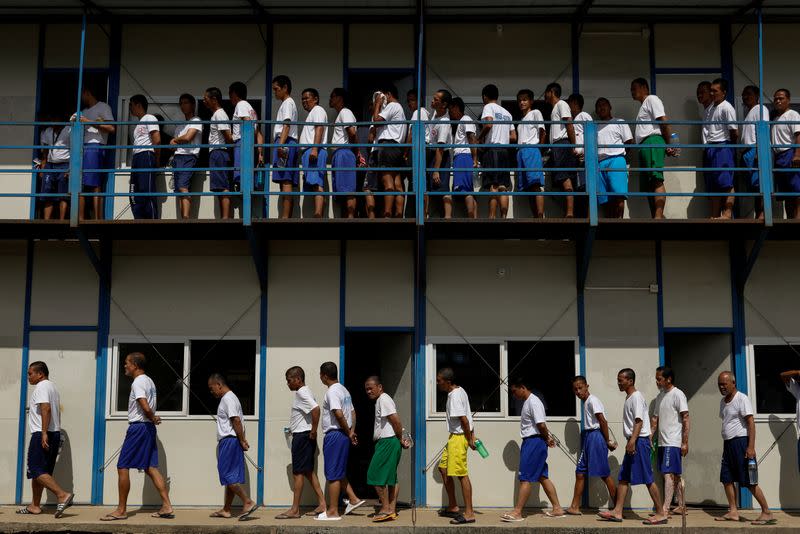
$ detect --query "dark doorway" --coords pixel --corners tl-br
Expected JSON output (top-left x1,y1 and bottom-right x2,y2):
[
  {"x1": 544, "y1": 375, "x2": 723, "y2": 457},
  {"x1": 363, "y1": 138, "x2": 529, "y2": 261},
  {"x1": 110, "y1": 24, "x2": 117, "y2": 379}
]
[
  {"x1": 39, "y1": 70, "x2": 109, "y2": 121},
  {"x1": 343, "y1": 330, "x2": 413, "y2": 502}
]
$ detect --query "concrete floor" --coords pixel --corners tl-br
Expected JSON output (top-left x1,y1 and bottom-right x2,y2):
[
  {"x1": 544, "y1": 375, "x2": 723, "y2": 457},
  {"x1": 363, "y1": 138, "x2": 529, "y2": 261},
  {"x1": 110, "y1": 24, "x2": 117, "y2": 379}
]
[{"x1": 1, "y1": 506, "x2": 799, "y2": 533}]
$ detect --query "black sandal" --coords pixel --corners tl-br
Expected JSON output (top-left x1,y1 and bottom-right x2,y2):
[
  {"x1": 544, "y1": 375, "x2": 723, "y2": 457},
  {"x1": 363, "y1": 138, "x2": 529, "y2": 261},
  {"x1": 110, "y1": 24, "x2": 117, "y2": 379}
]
[{"x1": 450, "y1": 513, "x2": 476, "y2": 524}]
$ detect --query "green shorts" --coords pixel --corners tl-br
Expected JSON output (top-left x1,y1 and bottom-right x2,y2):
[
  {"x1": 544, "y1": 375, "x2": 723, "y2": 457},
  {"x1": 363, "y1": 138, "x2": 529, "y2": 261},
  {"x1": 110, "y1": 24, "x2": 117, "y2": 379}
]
[
  {"x1": 639, "y1": 134, "x2": 666, "y2": 184},
  {"x1": 367, "y1": 437, "x2": 402, "y2": 486}
]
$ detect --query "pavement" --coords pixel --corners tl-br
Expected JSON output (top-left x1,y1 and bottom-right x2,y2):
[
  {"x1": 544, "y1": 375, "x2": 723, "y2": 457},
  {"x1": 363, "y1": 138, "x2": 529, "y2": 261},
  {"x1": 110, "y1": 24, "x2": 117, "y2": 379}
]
[{"x1": 1, "y1": 505, "x2": 798, "y2": 533}]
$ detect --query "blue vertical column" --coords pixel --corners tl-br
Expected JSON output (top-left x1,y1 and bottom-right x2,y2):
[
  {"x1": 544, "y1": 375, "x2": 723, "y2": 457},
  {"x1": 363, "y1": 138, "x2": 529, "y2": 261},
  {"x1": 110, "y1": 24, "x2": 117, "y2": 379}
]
[
  {"x1": 90, "y1": 238, "x2": 112, "y2": 504},
  {"x1": 413, "y1": 227, "x2": 427, "y2": 506},
  {"x1": 69, "y1": 14, "x2": 88, "y2": 228},
  {"x1": 104, "y1": 23, "x2": 122, "y2": 219},
  {"x1": 339, "y1": 240, "x2": 346, "y2": 381},
  {"x1": 241, "y1": 121, "x2": 255, "y2": 225},
  {"x1": 656, "y1": 240, "x2": 665, "y2": 366},
  {"x1": 584, "y1": 121, "x2": 598, "y2": 226},
  {"x1": 15, "y1": 240, "x2": 34, "y2": 504},
  {"x1": 257, "y1": 286, "x2": 267, "y2": 505}
]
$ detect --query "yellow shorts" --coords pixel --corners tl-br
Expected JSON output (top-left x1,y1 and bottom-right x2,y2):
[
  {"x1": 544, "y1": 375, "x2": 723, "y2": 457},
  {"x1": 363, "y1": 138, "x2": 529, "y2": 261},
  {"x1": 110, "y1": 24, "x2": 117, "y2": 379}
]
[{"x1": 438, "y1": 433, "x2": 469, "y2": 477}]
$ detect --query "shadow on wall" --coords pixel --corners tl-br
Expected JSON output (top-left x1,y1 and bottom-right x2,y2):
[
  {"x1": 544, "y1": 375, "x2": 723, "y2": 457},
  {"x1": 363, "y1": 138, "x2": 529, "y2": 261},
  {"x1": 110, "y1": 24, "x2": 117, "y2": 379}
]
[
  {"x1": 142, "y1": 435, "x2": 170, "y2": 505},
  {"x1": 284, "y1": 431, "x2": 324, "y2": 505},
  {"x1": 769, "y1": 414, "x2": 799, "y2": 510},
  {"x1": 49, "y1": 429, "x2": 74, "y2": 504}
]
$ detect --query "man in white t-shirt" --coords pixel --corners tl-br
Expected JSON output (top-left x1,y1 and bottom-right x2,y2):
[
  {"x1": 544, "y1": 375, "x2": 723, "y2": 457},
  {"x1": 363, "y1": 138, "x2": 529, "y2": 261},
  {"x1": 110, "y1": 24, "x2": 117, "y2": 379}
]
[
  {"x1": 372, "y1": 84, "x2": 407, "y2": 218},
  {"x1": 595, "y1": 98, "x2": 633, "y2": 218},
  {"x1": 599, "y1": 369, "x2": 666, "y2": 524},
  {"x1": 650, "y1": 366, "x2": 689, "y2": 516},
  {"x1": 516, "y1": 89, "x2": 547, "y2": 217},
  {"x1": 703, "y1": 79, "x2": 739, "y2": 219},
  {"x1": 406, "y1": 89, "x2": 430, "y2": 213},
  {"x1": 569, "y1": 93, "x2": 594, "y2": 216},
  {"x1": 477, "y1": 84, "x2": 515, "y2": 219},
  {"x1": 771, "y1": 89, "x2": 800, "y2": 219},
  {"x1": 780, "y1": 369, "x2": 800, "y2": 474},
  {"x1": 427, "y1": 89, "x2": 454, "y2": 219},
  {"x1": 128, "y1": 94, "x2": 161, "y2": 219},
  {"x1": 545, "y1": 83, "x2": 578, "y2": 217},
  {"x1": 300, "y1": 88, "x2": 329, "y2": 218},
  {"x1": 20, "y1": 361, "x2": 73, "y2": 517},
  {"x1": 448, "y1": 97, "x2": 478, "y2": 218},
  {"x1": 229, "y1": 82, "x2": 265, "y2": 191},
  {"x1": 501, "y1": 377, "x2": 565, "y2": 522},
  {"x1": 102, "y1": 352, "x2": 173, "y2": 521},
  {"x1": 717, "y1": 371, "x2": 773, "y2": 524},
  {"x1": 740, "y1": 85, "x2": 770, "y2": 220},
  {"x1": 76, "y1": 87, "x2": 115, "y2": 221},
  {"x1": 203, "y1": 87, "x2": 235, "y2": 219},
  {"x1": 38, "y1": 115, "x2": 71, "y2": 221},
  {"x1": 169, "y1": 93, "x2": 203, "y2": 219},
  {"x1": 208, "y1": 373, "x2": 258, "y2": 520},
  {"x1": 316, "y1": 362, "x2": 364, "y2": 521},
  {"x1": 436, "y1": 367, "x2": 476, "y2": 524},
  {"x1": 329, "y1": 88, "x2": 359, "y2": 218},
  {"x1": 278, "y1": 366, "x2": 327, "y2": 519},
  {"x1": 364, "y1": 376, "x2": 410, "y2": 522},
  {"x1": 271, "y1": 75, "x2": 300, "y2": 219},
  {"x1": 630, "y1": 77, "x2": 675, "y2": 219}
]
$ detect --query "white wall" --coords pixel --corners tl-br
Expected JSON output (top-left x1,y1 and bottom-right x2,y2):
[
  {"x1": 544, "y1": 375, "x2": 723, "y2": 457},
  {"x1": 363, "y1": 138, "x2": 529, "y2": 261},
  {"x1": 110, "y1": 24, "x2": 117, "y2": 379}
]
[
  {"x1": 349, "y1": 24, "x2": 414, "y2": 69},
  {"x1": 44, "y1": 24, "x2": 109, "y2": 69},
  {"x1": 30, "y1": 242, "x2": 98, "y2": 326}
]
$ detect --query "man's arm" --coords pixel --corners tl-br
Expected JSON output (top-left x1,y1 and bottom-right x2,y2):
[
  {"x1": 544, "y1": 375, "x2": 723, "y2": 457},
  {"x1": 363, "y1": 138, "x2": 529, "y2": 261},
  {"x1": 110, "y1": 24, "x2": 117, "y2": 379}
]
[
  {"x1": 81, "y1": 115, "x2": 115, "y2": 134},
  {"x1": 333, "y1": 408, "x2": 357, "y2": 445},
  {"x1": 793, "y1": 132, "x2": 800, "y2": 167},
  {"x1": 650, "y1": 414, "x2": 658, "y2": 446},
  {"x1": 467, "y1": 131, "x2": 479, "y2": 166},
  {"x1": 477, "y1": 117, "x2": 493, "y2": 143},
  {"x1": 346, "y1": 125, "x2": 358, "y2": 156},
  {"x1": 432, "y1": 146, "x2": 443, "y2": 185},
  {"x1": 231, "y1": 416, "x2": 249, "y2": 451},
  {"x1": 150, "y1": 130, "x2": 161, "y2": 165},
  {"x1": 780, "y1": 370, "x2": 800, "y2": 384},
  {"x1": 627, "y1": 418, "x2": 644, "y2": 454},
  {"x1": 680, "y1": 411, "x2": 690, "y2": 457},
  {"x1": 536, "y1": 422, "x2": 555, "y2": 448},
  {"x1": 596, "y1": 412, "x2": 616, "y2": 451},
  {"x1": 387, "y1": 413, "x2": 404, "y2": 439},
  {"x1": 136, "y1": 397, "x2": 161, "y2": 425},
  {"x1": 171, "y1": 126, "x2": 201, "y2": 145},
  {"x1": 729, "y1": 127, "x2": 739, "y2": 145},
  {"x1": 39, "y1": 403, "x2": 52, "y2": 450},
  {"x1": 309, "y1": 406, "x2": 320, "y2": 440},
  {"x1": 255, "y1": 127, "x2": 265, "y2": 165},
  {"x1": 745, "y1": 414, "x2": 756, "y2": 459},
  {"x1": 459, "y1": 416, "x2": 476, "y2": 449},
  {"x1": 222, "y1": 129, "x2": 234, "y2": 145},
  {"x1": 310, "y1": 125, "x2": 324, "y2": 163}
]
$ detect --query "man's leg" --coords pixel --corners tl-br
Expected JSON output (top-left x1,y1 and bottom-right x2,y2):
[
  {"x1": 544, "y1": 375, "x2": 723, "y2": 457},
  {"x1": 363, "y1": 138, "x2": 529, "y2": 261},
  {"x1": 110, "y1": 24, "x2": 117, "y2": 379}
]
[
  {"x1": 465, "y1": 195, "x2": 477, "y2": 219},
  {"x1": 280, "y1": 182, "x2": 293, "y2": 218},
  {"x1": 313, "y1": 184, "x2": 324, "y2": 218},
  {"x1": 110, "y1": 468, "x2": 131, "y2": 517},
  {"x1": 488, "y1": 184, "x2": 499, "y2": 219},
  {"x1": 749, "y1": 484, "x2": 774, "y2": 521},
  {"x1": 646, "y1": 482, "x2": 667, "y2": 520},
  {"x1": 562, "y1": 178, "x2": 575, "y2": 217},
  {"x1": 652, "y1": 182, "x2": 666, "y2": 219},
  {"x1": 179, "y1": 189, "x2": 190, "y2": 219},
  {"x1": 443, "y1": 194, "x2": 453, "y2": 219},
  {"x1": 145, "y1": 467, "x2": 173, "y2": 514},
  {"x1": 344, "y1": 478, "x2": 360, "y2": 504},
  {"x1": 59, "y1": 199, "x2": 69, "y2": 220},
  {"x1": 28, "y1": 479, "x2": 44, "y2": 513},
  {"x1": 226, "y1": 483, "x2": 255, "y2": 513},
  {"x1": 43, "y1": 201, "x2": 55, "y2": 219},
  {"x1": 325, "y1": 480, "x2": 341, "y2": 517},
  {"x1": 721, "y1": 482, "x2": 739, "y2": 520},
  {"x1": 280, "y1": 473, "x2": 305, "y2": 517},
  {"x1": 458, "y1": 475, "x2": 475, "y2": 519},
  {"x1": 610, "y1": 480, "x2": 629, "y2": 518},
  {"x1": 603, "y1": 476, "x2": 617, "y2": 504},
  {"x1": 439, "y1": 467, "x2": 459, "y2": 513},
  {"x1": 381, "y1": 174, "x2": 395, "y2": 218},
  {"x1": 344, "y1": 196, "x2": 356, "y2": 218},
  {"x1": 78, "y1": 194, "x2": 86, "y2": 221},
  {"x1": 567, "y1": 473, "x2": 585, "y2": 513},
  {"x1": 388, "y1": 484, "x2": 398, "y2": 514},
  {"x1": 375, "y1": 485, "x2": 390, "y2": 514},
  {"x1": 509, "y1": 480, "x2": 533, "y2": 518},
  {"x1": 498, "y1": 186, "x2": 509, "y2": 218},
  {"x1": 92, "y1": 187, "x2": 103, "y2": 220},
  {"x1": 219, "y1": 192, "x2": 231, "y2": 219},
  {"x1": 364, "y1": 189, "x2": 376, "y2": 219},
  {"x1": 35, "y1": 474, "x2": 70, "y2": 504},
  {"x1": 306, "y1": 472, "x2": 327, "y2": 512},
  {"x1": 540, "y1": 477, "x2": 565, "y2": 514},
  {"x1": 393, "y1": 174, "x2": 405, "y2": 217}
]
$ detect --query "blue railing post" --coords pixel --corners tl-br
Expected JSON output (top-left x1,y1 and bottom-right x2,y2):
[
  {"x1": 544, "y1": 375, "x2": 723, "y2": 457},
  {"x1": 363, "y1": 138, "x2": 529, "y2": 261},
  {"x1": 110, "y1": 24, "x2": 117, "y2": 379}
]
[
  {"x1": 414, "y1": 121, "x2": 425, "y2": 224},
  {"x1": 68, "y1": 123, "x2": 83, "y2": 227},
  {"x1": 584, "y1": 121, "x2": 599, "y2": 226},
  {"x1": 756, "y1": 120, "x2": 773, "y2": 227},
  {"x1": 241, "y1": 120, "x2": 255, "y2": 225}
]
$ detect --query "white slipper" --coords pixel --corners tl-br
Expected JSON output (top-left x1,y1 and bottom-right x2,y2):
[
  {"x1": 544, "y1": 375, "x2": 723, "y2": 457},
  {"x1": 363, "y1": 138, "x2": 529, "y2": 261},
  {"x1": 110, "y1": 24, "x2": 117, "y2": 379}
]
[
  {"x1": 344, "y1": 499, "x2": 365, "y2": 515},
  {"x1": 501, "y1": 514, "x2": 524, "y2": 522},
  {"x1": 545, "y1": 511, "x2": 567, "y2": 518},
  {"x1": 314, "y1": 512, "x2": 342, "y2": 521}
]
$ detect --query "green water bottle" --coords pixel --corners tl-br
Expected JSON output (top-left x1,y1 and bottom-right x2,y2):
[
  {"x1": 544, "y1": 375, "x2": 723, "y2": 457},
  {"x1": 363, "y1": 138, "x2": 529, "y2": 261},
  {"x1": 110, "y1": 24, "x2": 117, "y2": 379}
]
[{"x1": 474, "y1": 439, "x2": 489, "y2": 459}]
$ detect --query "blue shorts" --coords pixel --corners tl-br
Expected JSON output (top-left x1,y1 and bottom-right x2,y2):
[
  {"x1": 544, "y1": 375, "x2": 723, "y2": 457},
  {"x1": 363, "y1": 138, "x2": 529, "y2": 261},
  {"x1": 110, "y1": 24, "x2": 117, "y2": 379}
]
[
  {"x1": 331, "y1": 149, "x2": 357, "y2": 193},
  {"x1": 704, "y1": 143, "x2": 735, "y2": 192},
  {"x1": 42, "y1": 162, "x2": 69, "y2": 199},
  {"x1": 209, "y1": 149, "x2": 232, "y2": 192},
  {"x1": 618, "y1": 437, "x2": 653, "y2": 485},
  {"x1": 658, "y1": 446, "x2": 683, "y2": 474},
  {"x1": 217, "y1": 436, "x2": 245, "y2": 486},
  {"x1": 323, "y1": 430, "x2": 350, "y2": 481},
  {"x1": 720, "y1": 436, "x2": 750, "y2": 485},
  {"x1": 82, "y1": 144, "x2": 105, "y2": 188},
  {"x1": 519, "y1": 436, "x2": 549, "y2": 482},
  {"x1": 172, "y1": 154, "x2": 197, "y2": 190},
  {"x1": 271, "y1": 136, "x2": 299, "y2": 186},
  {"x1": 576, "y1": 429, "x2": 611, "y2": 477},
  {"x1": 291, "y1": 431, "x2": 316, "y2": 474},
  {"x1": 516, "y1": 146, "x2": 544, "y2": 190},
  {"x1": 118, "y1": 422, "x2": 158, "y2": 470},
  {"x1": 774, "y1": 149, "x2": 800, "y2": 193},
  {"x1": 452, "y1": 153, "x2": 475, "y2": 192},
  {"x1": 598, "y1": 155, "x2": 629, "y2": 205},
  {"x1": 742, "y1": 147, "x2": 759, "y2": 190},
  {"x1": 302, "y1": 147, "x2": 328, "y2": 190},
  {"x1": 27, "y1": 431, "x2": 60, "y2": 479},
  {"x1": 426, "y1": 150, "x2": 451, "y2": 192}
]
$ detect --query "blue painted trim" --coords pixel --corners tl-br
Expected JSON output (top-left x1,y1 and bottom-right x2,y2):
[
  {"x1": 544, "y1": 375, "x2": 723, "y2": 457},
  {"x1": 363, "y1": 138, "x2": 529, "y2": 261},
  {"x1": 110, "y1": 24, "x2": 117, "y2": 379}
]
[
  {"x1": 339, "y1": 240, "x2": 346, "y2": 384},
  {"x1": 648, "y1": 24, "x2": 656, "y2": 93},
  {"x1": 241, "y1": 121, "x2": 254, "y2": 225},
  {"x1": 571, "y1": 22, "x2": 580, "y2": 94},
  {"x1": 756, "y1": 121, "x2": 773, "y2": 226},
  {"x1": 653, "y1": 67, "x2": 722, "y2": 75},
  {"x1": 576, "y1": 243, "x2": 587, "y2": 507},
  {"x1": 345, "y1": 326, "x2": 414, "y2": 333},
  {"x1": 29, "y1": 325, "x2": 98, "y2": 332},
  {"x1": 30, "y1": 24, "x2": 46, "y2": 220},
  {"x1": 577, "y1": 229, "x2": 595, "y2": 291},
  {"x1": 257, "y1": 287, "x2": 267, "y2": 505},
  {"x1": 413, "y1": 226, "x2": 427, "y2": 506},
  {"x1": 720, "y1": 23, "x2": 734, "y2": 104},
  {"x1": 90, "y1": 238, "x2": 112, "y2": 504},
  {"x1": 656, "y1": 240, "x2": 665, "y2": 366},
  {"x1": 584, "y1": 121, "x2": 598, "y2": 226},
  {"x1": 263, "y1": 22, "x2": 273, "y2": 219},
  {"x1": 69, "y1": 15, "x2": 87, "y2": 228},
  {"x1": 663, "y1": 327, "x2": 734, "y2": 334},
  {"x1": 15, "y1": 240, "x2": 34, "y2": 504},
  {"x1": 414, "y1": 7, "x2": 424, "y2": 225},
  {"x1": 104, "y1": 23, "x2": 122, "y2": 220}
]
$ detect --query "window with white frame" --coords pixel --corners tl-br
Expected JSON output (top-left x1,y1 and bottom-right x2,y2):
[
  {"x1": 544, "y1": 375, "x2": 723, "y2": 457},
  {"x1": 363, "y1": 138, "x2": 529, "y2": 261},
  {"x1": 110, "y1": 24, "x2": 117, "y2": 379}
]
[
  {"x1": 112, "y1": 338, "x2": 257, "y2": 418},
  {"x1": 429, "y1": 340, "x2": 578, "y2": 418},
  {"x1": 751, "y1": 344, "x2": 799, "y2": 415}
]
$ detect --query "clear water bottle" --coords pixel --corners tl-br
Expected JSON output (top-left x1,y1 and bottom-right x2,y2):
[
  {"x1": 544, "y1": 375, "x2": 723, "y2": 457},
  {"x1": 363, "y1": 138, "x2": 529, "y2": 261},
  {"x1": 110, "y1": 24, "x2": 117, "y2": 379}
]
[
  {"x1": 669, "y1": 132, "x2": 681, "y2": 157},
  {"x1": 748, "y1": 458, "x2": 759, "y2": 486},
  {"x1": 401, "y1": 428, "x2": 414, "y2": 449}
]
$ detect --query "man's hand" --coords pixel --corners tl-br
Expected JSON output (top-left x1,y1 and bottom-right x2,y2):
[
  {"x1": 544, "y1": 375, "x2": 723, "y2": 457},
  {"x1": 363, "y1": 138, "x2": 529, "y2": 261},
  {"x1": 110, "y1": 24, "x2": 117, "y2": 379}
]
[
  {"x1": 258, "y1": 151, "x2": 265, "y2": 166},
  {"x1": 170, "y1": 138, "x2": 178, "y2": 146},
  {"x1": 681, "y1": 443, "x2": 689, "y2": 457},
  {"x1": 309, "y1": 430, "x2": 317, "y2": 441},
  {"x1": 278, "y1": 146, "x2": 288, "y2": 158},
  {"x1": 468, "y1": 437, "x2": 477, "y2": 451},
  {"x1": 546, "y1": 436, "x2": 556, "y2": 448},
  {"x1": 473, "y1": 159, "x2": 479, "y2": 168},
  {"x1": 240, "y1": 438, "x2": 250, "y2": 451},
  {"x1": 666, "y1": 147, "x2": 678, "y2": 157},
  {"x1": 41, "y1": 433, "x2": 50, "y2": 451},
  {"x1": 349, "y1": 430, "x2": 358, "y2": 446},
  {"x1": 792, "y1": 154, "x2": 800, "y2": 168},
  {"x1": 745, "y1": 446, "x2": 756, "y2": 459},
  {"x1": 310, "y1": 148, "x2": 318, "y2": 165},
  {"x1": 625, "y1": 439, "x2": 636, "y2": 455},
  {"x1": 432, "y1": 171, "x2": 440, "y2": 186},
  {"x1": 152, "y1": 415, "x2": 162, "y2": 425},
  {"x1": 607, "y1": 440, "x2": 618, "y2": 452}
]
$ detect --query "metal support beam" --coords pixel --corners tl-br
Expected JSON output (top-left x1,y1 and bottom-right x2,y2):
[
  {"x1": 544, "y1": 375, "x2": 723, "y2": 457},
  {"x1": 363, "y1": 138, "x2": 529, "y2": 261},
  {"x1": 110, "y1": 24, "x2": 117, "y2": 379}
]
[
  {"x1": 90, "y1": 237, "x2": 112, "y2": 504},
  {"x1": 576, "y1": 228, "x2": 595, "y2": 292},
  {"x1": 76, "y1": 229, "x2": 103, "y2": 278},
  {"x1": 412, "y1": 226, "x2": 427, "y2": 506},
  {"x1": 69, "y1": 13, "x2": 88, "y2": 228},
  {"x1": 246, "y1": 227, "x2": 268, "y2": 291},
  {"x1": 15, "y1": 240, "x2": 34, "y2": 504},
  {"x1": 414, "y1": 0, "x2": 425, "y2": 224},
  {"x1": 743, "y1": 228, "x2": 768, "y2": 283}
]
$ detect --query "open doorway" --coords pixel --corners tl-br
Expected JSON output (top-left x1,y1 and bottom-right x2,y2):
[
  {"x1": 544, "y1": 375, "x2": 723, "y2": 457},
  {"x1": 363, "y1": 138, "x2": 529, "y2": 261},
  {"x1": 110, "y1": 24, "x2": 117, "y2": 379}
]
[
  {"x1": 664, "y1": 332, "x2": 732, "y2": 507},
  {"x1": 343, "y1": 330, "x2": 413, "y2": 503}
]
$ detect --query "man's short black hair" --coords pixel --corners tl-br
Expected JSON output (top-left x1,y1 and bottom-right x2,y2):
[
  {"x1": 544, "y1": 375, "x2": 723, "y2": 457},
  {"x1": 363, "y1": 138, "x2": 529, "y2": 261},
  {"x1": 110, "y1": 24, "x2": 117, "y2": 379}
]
[
  {"x1": 437, "y1": 89, "x2": 452, "y2": 106},
  {"x1": 229, "y1": 81, "x2": 247, "y2": 100},
  {"x1": 656, "y1": 365, "x2": 675, "y2": 383},
  {"x1": 697, "y1": 81, "x2": 712, "y2": 90},
  {"x1": 208, "y1": 373, "x2": 227, "y2": 386},
  {"x1": 286, "y1": 366, "x2": 305, "y2": 381},
  {"x1": 450, "y1": 97, "x2": 466, "y2": 113},
  {"x1": 619, "y1": 367, "x2": 636, "y2": 383},
  {"x1": 407, "y1": 89, "x2": 418, "y2": 98},
  {"x1": 712, "y1": 78, "x2": 729, "y2": 93},
  {"x1": 179, "y1": 93, "x2": 196, "y2": 107},
  {"x1": 776, "y1": 88, "x2": 792, "y2": 99},
  {"x1": 130, "y1": 94, "x2": 148, "y2": 112},
  {"x1": 320, "y1": 361, "x2": 338, "y2": 380},
  {"x1": 205, "y1": 87, "x2": 223, "y2": 103},
  {"x1": 29, "y1": 361, "x2": 49, "y2": 377},
  {"x1": 437, "y1": 367, "x2": 455, "y2": 384},
  {"x1": 517, "y1": 89, "x2": 534, "y2": 101},
  {"x1": 631, "y1": 77, "x2": 650, "y2": 91},
  {"x1": 545, "y1": 83, "x2": 562, "y2": 98},
  {"x1": 302, "y1": 88, "x2": 320, "y2": 101},
  {"x1": 382, "y1": 84, "x2": 399, "y2": 99},
  {"x1": 482, "y1": 84, "x2": 499, "y2": 101},
  {"x1": 595, "y1": 97, "x2": 611, "y2": 108},
  {"x1": 567, "y1": 93, "x2": 584, "y2": 110},
  {"x1": 365, "y1": 375, "x2": 382, "y2": 386},
  {"x1": 331, "y1": 87, "x2": 347, "y2": 100},
  {"x1": 572, "y1": 375, "x2": 587, "y2": 385},
  {"x1": 127, "y1": 352, "x2": 147, "y2": 370},
  {"x1": 272, "y1": 75, "x2": 292, "y2": 93},
  {"x1": 509, "y1": 375, "x2": 530, "y2": 389},
  {"x1": 742, "y1": 85, "x2": 760, "y2": 97}
]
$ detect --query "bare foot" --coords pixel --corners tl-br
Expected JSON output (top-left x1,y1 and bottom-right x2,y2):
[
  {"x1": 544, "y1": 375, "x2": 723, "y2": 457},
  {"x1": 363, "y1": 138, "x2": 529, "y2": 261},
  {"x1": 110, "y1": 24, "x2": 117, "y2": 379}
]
[{"x1": 210, "y1": 510, "x2": 232, "y2": 518}]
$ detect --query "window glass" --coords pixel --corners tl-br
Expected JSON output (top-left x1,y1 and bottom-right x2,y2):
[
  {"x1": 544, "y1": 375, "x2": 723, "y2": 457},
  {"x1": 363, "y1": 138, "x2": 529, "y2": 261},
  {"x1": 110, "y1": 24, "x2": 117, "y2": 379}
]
[
  {"x1": 507, "y1": 340, "x2": 576, "y2": 417},
  {"x1": 753, "y1": 345, "x2": 798, "y2": 414},
  {"x1": 189, "y1": 339, "x2": 257, "y2": 416},
  {"x1": 116, "y1": 342, "x2": 185, "y2": 413},
  {"x1": 434, "y1": 344, "x2": 501, "y2": 413}
]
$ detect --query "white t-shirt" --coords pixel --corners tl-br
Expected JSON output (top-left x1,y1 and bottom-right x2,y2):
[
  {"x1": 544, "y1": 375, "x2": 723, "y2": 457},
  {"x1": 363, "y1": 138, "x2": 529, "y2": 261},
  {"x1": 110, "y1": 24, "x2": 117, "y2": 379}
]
[
  {"x1": 430, "y1": 111, "x2": 453, "y2": 147},
  {"x1": 622, "y1": 390, "x2": 651, "y2": 439},
  {"x1": 481, "y1": 102, "x2": 512, "y2": 145},
  {"x1": 128, "y1": 374, "x2": 157, "y2": 423},
  {"x1": 411, "y1": 107, "x2": 432, "y2": 143},
  {"x1": 377, "y1": 101, "x2": 407, "y2": 143},
  {"x1": 786, "y1": 378, "x2": 800, "y2": 432},
  {"x1": 274, "y1": 98, "x2": 299, "y2": 140},
  {"x1": 300, "y1": 105, "x2": 329, "y2": 149},
  {"x1": 321, "y1": 382, "x2": 353, "y2": 434},
  {"x1": 132, "y1": 114, "x2": 159, "y2": 155},
  {"x1": 703, "y1": 100, "x2": 738, "y2": 144},
  {"x1": 373, "y1": 392, "x2": 398, "y2": 441},
  {"x1": 41, "y1": 126, "x2": 71, "y2": 163},
  {"x1": 550, "y1": 100, "x2": 573, "y2": 142},
  {"x1": 573, "y1": 111, "x2": 594, "y2": 154},
  {"x1": 174, "y1": 117, "x2": 202, "y2": 156},
  {"x1": 583, "y1": 394, "x2": 605, "y2": 430},
  {"x1": 771, "y1": 110, "x2": 800, "y2": 153},
  {"x1": 331, "y1": 107, "x2": 357, "y2": 146},
  {"x1": 719, "y1": 391, "x2": 753, "y2": 440},
  {"x1": 597, "y1": 119, "x2": 633, "y2": 159},
  {"x1": 634, "y1": 94, "x2": 666, "y2": 144},
  {"x1": 289, "y1": 385, "x2": 318, "y2": 433},
  {"x1": 28, "y1": 379, "x2": 61, "y2": 433},
  {"x1": 651, "y1": 386, "x2": 689, "y2": 447},
  {"x1": 216, "y1": 390, "x2": 244, "y2": 441},
  {"x1": 209, "y1": 108, "x2": 231, "y2": 151},
  {"x1": 232, "y1": 100, "x2": 257, "y2": 141},
  {"x1": 80, "y1": 101, "x2": 115, "y2": 144},
  {"x1": 453, "y1": 116, "x2": 477, "y2": 156},
  {"x1": 742, "y1": 104, "x2": 770, "y2": 146},
  {"x1": 520, "y1": 392, "x2": 546, "y2": 438},
  {"x1": 517, "y1": 109, "x2": 545, "y2": 146},
  {"x1": 445, "y1": 386, "x2": 474, "y2": 434}
]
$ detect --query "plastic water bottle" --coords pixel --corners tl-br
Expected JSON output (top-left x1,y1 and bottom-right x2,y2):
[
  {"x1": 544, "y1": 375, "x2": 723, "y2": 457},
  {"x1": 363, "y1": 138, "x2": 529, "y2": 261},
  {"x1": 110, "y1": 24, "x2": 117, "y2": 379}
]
[
  {"x1": 748, "y1": 458, "x2": 759, "y2": 486},
  {"x1": 474, "y1": 439, "x2": 489, "y2": 459},
  {"x1": 402, "y1": 428, "x2": 414, "y2": 449},
  {"x1": 670, "y1": 132, "x2": 681, "y2": 157}
]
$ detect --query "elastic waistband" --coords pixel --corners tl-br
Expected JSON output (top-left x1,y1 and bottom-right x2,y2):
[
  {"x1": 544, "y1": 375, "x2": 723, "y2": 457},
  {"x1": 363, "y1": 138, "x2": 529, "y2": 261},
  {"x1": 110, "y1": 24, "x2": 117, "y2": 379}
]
[
  {"x1": 220, "y1": 435, "x2": 238, "y2": 440},
  {"x1": 378, "y1": 139, "x2": 399, "y2": 144},
  {"x1": 708, "y1": 141, "x2": 730, "y2": 145},
  {"x1": 724, "y1": 435, "x2": 749, "y2": 443},
  {"x1": 128, "y1": 421, "x2": 154, "y2": 425},
  {"x1": 292, "y1": 430, "x2": 311, "y2": 436},
  {"x1": 274, "y1": 136, "x2": 297, "y2": 142},
  {"x1": 582, "y1": 428, "x2": 600, "y2": 433},
  {"x1": 522, "y1": 434, "x2": 544, "y2": 440},
  {"x1": 599, "y1": 154, "x2": 625, "y2": 161}
]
